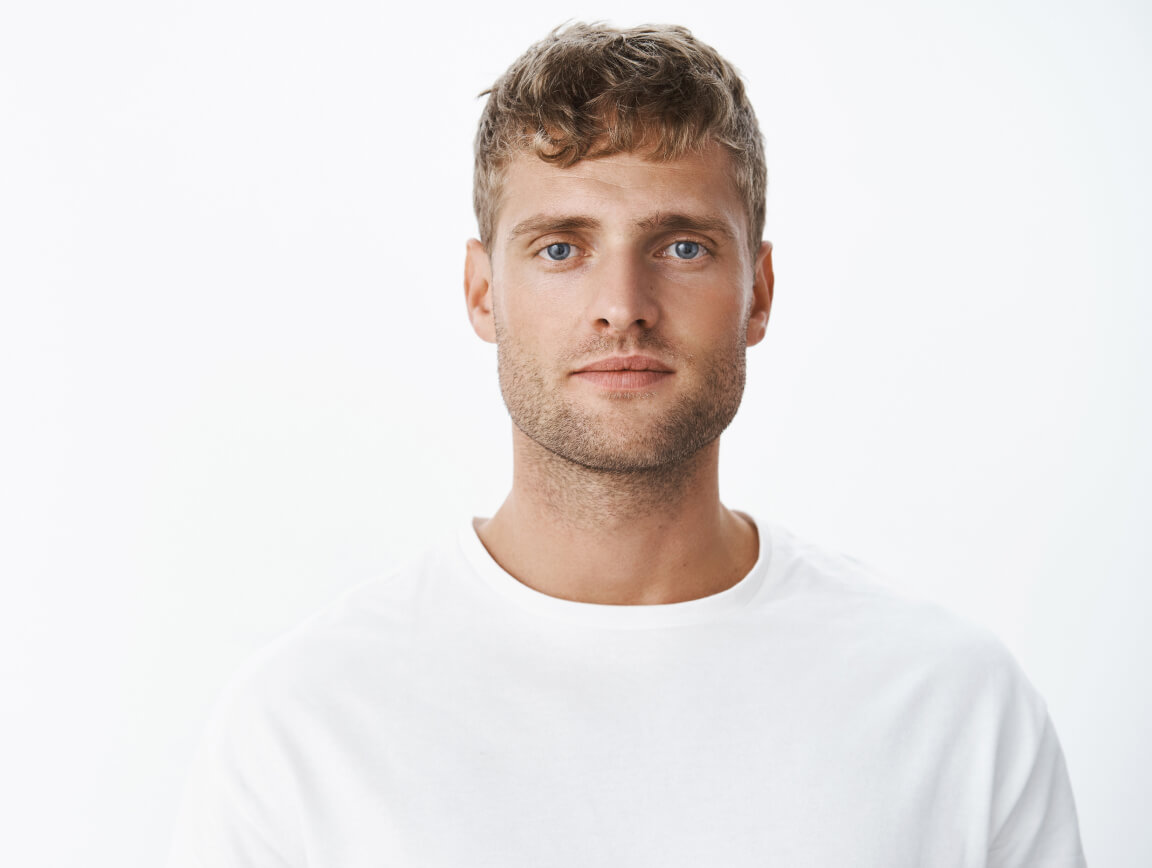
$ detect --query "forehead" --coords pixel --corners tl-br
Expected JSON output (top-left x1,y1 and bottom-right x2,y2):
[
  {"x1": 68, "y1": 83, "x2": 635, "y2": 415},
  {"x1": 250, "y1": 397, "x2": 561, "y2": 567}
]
[{"x1": 493, "y1": 143, "x2": 747, "y2": 245}]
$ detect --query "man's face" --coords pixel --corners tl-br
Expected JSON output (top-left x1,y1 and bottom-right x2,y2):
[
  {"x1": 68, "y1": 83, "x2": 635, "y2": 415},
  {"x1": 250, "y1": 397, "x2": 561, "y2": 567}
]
[{"x1": 464, "y1": 143, "x2": 773, "y2": 473}]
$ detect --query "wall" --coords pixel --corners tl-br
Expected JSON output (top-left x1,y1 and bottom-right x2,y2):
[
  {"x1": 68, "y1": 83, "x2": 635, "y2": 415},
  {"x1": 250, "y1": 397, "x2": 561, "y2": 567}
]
[{"x1": 2, "y1": 1, "x2": 1147, "y2": 864}]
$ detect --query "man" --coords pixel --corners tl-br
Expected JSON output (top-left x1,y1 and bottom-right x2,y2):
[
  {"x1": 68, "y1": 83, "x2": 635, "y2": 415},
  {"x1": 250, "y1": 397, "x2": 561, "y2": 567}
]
[{"x1": 168, "y1": 23, "x2": 1086, "y2": 867}]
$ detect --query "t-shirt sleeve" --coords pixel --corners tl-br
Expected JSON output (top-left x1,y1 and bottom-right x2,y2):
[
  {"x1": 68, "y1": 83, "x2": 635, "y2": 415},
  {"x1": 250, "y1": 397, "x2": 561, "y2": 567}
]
[
  {"x1": 165, "y1": 663, "x2": 306, "y2": 868},
  {"x1": 984, "y1": 655, "x2": 1086, "y2": 867}
]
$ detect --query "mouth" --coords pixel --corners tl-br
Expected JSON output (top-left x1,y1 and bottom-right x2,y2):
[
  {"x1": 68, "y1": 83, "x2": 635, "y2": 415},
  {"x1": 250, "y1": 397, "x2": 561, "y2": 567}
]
[
  {"x1": 570, "y1": 355, "x2": 675, "y2": 391},
  {"x1": 573, "y1": 355, "x2": 674, "y2": 373}
]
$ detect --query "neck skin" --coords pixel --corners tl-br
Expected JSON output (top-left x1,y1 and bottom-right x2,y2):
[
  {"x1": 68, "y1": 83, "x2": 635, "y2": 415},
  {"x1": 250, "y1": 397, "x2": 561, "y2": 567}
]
[{"x1": 475, "y1": 428, "x2": 758, "y2": 606}]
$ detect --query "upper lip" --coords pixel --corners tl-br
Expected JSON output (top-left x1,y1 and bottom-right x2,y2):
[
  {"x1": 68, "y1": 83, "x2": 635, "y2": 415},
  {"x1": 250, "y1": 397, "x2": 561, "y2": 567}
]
[{"x1": 573, "y1": 355, "x2": 674, "y2": 373}]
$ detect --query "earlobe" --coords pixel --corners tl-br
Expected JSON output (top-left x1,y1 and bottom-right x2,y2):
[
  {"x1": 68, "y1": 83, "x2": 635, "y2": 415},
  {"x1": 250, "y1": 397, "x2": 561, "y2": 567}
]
[
  {"x1": 464, "y1": 239, "x2": 497, "y2": 344},
  {"x1": 745, "y1": 240, "x2": 774, "y2": 347}
]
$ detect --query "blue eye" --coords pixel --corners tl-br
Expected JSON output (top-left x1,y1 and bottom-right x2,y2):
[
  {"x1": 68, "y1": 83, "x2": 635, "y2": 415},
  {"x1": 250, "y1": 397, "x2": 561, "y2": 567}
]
[
  {"x1": 542, "y1": 242, "x2": 573, "y2": 261},
  {"x1": 671, "y1": 240, "x2": 704, "y2": 259}
]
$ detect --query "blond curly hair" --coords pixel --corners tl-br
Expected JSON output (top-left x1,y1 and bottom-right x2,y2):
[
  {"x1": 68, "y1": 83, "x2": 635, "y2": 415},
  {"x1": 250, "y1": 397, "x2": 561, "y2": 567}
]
[{"x1": 473, "y1": 22, "x2": 767, "y2": 254}]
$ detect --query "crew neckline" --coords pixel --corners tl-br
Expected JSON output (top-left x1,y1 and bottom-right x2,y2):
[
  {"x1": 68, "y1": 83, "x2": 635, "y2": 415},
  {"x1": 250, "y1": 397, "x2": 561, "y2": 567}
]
[{"x1": 457, "y1": 512, "x2": 774, "y2": 628}]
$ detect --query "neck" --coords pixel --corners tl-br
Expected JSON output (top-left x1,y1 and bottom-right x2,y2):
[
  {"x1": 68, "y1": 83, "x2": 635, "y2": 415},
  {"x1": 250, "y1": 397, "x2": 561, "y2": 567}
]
[{"x1": 475, "y1": 428, "x2": 758, "y2": 605}]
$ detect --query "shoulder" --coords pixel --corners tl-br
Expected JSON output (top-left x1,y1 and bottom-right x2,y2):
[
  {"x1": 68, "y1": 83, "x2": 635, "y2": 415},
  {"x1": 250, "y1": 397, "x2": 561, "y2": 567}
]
[
  {"x1": 205, "y1": 532, "x2": 463, "y2": 735},
  {"x1": 757, "y1": 523, "x2": 1085, "y2": 863},
  {"x1": 169, "y1": 536, "x2": 464, "y2": 866},
  {"x1": 759, "y1": 519, "x2": 1045, "y2": 713}
]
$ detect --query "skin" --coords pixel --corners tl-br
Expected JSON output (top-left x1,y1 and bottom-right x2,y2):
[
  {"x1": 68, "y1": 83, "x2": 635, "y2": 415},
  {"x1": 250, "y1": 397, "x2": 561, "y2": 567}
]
[{"x1": 463, "y1": 142, "x2": 774, "y2": 605}]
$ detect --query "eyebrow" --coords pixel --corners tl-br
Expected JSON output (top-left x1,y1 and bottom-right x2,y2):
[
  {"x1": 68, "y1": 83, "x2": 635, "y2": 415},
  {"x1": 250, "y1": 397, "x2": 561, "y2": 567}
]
[
  {"x1": 506, "y1": 215, "x2": 601, "y2": 242},
  {"x1": 634, "y1": 212, "x2": 736, "y2": 239},
  {"x1": 506, "y1": 212, "x2": 736, "y2": 243}
]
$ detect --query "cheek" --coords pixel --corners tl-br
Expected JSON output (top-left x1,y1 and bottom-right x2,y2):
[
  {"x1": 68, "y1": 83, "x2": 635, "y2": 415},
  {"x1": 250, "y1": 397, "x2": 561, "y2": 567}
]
[
  {"x1": 668, "y1": 288, "x2": 749, "y2": 334},
  {"x1": 493, "y1": 283, "x2": 563, "y2": 361},
  {"x1": 496, "y1": 271, "x2": 581, "y2": 335}
]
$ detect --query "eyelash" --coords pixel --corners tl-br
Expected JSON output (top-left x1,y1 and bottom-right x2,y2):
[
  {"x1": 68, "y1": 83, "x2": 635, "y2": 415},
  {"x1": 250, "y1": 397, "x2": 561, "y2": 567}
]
[{"x1": 534, "y1": 239, "x2": 711, "y2": 263}]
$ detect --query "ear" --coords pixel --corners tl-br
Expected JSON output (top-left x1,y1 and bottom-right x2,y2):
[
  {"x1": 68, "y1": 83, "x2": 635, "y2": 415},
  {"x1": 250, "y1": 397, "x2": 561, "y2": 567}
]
[
  {"x1": 464, "y1": 239, "x2": 496, "y2": 344},
  {"x1": 745, "y1": 240, "x2": 774, "y2": 347}
]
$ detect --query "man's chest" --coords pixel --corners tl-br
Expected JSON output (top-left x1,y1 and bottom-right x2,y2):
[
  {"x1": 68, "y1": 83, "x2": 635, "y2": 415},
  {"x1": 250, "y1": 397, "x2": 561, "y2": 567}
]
[{"x1": 289, "y1": 658, "x2": 992, "y2": 867}]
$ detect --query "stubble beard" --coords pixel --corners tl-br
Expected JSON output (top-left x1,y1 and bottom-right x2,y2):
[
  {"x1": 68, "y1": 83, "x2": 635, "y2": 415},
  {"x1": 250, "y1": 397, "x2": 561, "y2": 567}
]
[{"x1": 494, "y1": 317, "x2": 748, "y2": 483}]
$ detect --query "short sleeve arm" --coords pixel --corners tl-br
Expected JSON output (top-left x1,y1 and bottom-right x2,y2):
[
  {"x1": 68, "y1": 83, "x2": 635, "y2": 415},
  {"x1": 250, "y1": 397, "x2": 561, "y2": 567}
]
[
  {"x1": 986, "y1": 682, "x2": 1086, "y2": 867},
  {"x1": 165, "y1": 668, "x2": 306, "y2": 868}
]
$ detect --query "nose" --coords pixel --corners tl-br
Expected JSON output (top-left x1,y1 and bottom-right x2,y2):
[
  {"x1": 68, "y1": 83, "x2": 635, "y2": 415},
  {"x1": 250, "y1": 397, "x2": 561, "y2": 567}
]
[{"x1": 587, "y1": 250, "x2": 660, "y2": 334}]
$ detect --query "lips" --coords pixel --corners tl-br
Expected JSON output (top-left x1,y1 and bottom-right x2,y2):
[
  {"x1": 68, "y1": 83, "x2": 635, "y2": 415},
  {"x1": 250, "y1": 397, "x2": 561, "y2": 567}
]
[
  {"x1": 570, "y1": 355, "x2": 674, "y2": 390},
  {"x1": 572, "y1": 355, "x2": 673, "y2": 373}
]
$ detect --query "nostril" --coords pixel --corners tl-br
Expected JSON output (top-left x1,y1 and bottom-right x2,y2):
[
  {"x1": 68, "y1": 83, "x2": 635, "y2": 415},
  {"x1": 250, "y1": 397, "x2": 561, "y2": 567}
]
[{"x1": 597, "y1": 317, "x2": 650, "y2": 330}]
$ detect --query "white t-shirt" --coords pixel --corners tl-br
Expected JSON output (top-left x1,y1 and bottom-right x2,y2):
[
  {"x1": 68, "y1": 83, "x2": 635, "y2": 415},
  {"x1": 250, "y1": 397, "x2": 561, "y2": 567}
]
[{"x1": 167, "y1": 516, "x2": 1086, "y2": 867}]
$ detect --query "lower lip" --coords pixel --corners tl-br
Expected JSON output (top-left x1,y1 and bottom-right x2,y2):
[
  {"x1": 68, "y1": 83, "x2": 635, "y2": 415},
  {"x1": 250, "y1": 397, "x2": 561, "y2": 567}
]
[{"x1": 572, "y1": 370, "x2": 673, "y2": 389}]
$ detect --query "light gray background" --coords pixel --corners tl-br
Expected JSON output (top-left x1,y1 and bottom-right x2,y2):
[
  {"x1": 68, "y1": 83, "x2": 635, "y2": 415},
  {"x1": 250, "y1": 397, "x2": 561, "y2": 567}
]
[{"x1": 2, "y1": 0, "x2": 1147, "y2": 864}]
